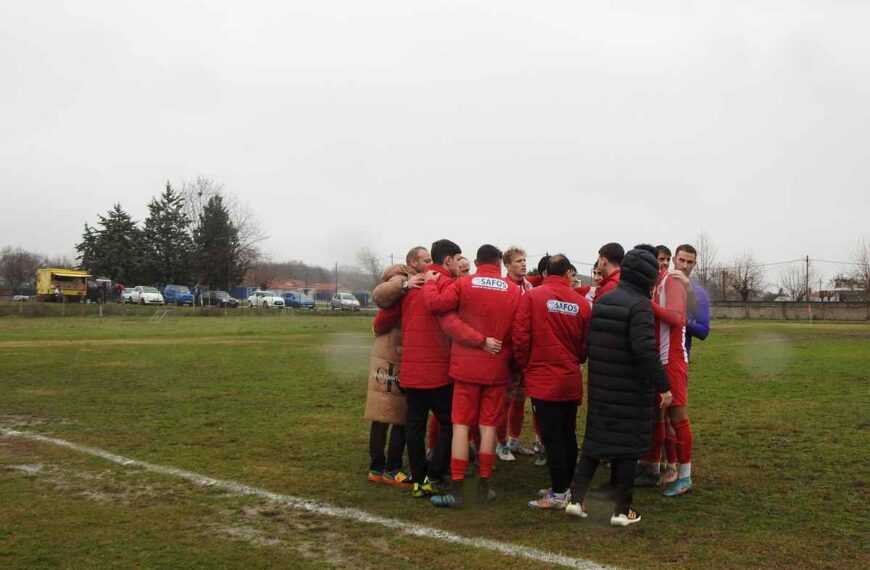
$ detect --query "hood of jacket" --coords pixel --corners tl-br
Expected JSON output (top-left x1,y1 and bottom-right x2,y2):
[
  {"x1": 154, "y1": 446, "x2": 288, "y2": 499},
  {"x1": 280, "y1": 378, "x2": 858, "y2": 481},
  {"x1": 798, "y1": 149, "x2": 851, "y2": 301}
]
[{"x1": 618, "y1": 249, "x2": 659, "y2": 297}]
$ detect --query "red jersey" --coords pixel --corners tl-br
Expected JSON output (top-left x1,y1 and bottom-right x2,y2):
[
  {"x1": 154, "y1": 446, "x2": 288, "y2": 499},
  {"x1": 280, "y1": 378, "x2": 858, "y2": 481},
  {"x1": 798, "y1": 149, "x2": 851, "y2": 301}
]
[
  {"x1": 512, "y1": 276, "x2": 590, "y2": 401},
  {"x1": 593, "y1": 269, "x2": 620, "y2": 302},
  {"x1": 399, "y1": 264, "x2": 486, "y2": 389},
  {"x1": 653, "y1": 271, "x2": 688, "y2": 367},
  {"x1": 423, "y1": 263, "x2": 521, "y2": 385}
]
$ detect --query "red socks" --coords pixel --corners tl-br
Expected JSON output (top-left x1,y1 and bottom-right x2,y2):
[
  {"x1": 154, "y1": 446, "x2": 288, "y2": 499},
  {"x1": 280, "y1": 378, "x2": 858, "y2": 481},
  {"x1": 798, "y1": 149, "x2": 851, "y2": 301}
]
[
  {"x1": 451, "y1": 458, "x2": 468, "y2": 482},
  {"x1": 477, "y1": 452, "x2": 495, "y2": 479},
  {"x1": 672, "y1": 419, "x2": 693, "y2": 464}
]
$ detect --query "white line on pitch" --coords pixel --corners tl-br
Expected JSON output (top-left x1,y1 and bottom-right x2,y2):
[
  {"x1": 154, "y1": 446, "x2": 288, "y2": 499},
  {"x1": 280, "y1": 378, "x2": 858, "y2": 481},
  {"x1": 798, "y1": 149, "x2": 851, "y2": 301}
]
[{"x1": 1, "y1": 427, "x2": 619, "y2": 570}]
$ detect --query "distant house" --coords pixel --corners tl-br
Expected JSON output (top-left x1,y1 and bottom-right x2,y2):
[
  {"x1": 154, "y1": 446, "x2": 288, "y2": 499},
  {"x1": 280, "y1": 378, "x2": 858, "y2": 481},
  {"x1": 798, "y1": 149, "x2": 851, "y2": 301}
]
[{"x1": 811, "y1": 277, "x2": 867, "y2": 302}]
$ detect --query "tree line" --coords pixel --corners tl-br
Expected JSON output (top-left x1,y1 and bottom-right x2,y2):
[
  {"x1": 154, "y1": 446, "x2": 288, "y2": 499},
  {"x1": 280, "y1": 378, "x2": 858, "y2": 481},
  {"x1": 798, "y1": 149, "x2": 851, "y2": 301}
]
[{"x1": 73, "y1": 178, "x2": 262, "y2": 290}]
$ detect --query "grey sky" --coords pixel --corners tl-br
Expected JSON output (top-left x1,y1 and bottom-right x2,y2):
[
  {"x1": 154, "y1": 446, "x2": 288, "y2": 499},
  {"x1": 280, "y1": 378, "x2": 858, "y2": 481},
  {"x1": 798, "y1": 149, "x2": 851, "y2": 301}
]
[{"x1": 1, "y1": 1, "x2": 868, "y2": 283}]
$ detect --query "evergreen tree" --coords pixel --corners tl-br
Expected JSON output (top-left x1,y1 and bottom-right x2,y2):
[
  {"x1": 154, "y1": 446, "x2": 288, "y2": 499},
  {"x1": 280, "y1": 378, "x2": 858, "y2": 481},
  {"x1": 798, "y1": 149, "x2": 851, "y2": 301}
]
[
  {"x1": 193, "y1": 195, "x2": 247, "y2": 290},
  {"x1": 75, "y1": 204, "x2": 144, "y2": 285},
  {"x1": 142, "y1": 182, "x2": 194, "y2": 286}
]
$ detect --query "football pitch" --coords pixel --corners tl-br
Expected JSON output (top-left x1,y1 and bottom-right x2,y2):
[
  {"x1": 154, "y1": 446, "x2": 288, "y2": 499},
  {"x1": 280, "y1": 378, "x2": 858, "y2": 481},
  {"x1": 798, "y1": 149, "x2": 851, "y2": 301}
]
[{"x1": 0, "y1": 312, "x2": 867, "y2": 569}]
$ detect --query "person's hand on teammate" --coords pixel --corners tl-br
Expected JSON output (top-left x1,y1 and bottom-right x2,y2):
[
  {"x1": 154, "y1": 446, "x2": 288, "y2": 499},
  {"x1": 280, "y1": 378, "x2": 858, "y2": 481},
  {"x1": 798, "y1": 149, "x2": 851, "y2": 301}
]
[
  {"x1": 425, "y1": 271, "x2": 441, "y2": 282},
  {"x1": 483, "y1": 337, "x2": 503, "y2": 354},
  {"x1": 659, "y1": 390, "x2": 673, "y2": 408},
  {"x1": 669, "y1": 270, "x2": 690, "y2": 288},
  {"x1": 407, "y1": 273, "x2": 426, "y2": 289}
]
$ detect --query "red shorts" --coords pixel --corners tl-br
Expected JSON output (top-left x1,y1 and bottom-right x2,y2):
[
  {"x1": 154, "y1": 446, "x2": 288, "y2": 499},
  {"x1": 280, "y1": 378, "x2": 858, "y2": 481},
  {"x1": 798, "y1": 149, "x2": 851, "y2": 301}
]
[
  {"x1": 663, "y1": 361, "x2": 688, "y2": 407},
  {"x1": 452, "y1": 381, "x2": 507, "y2": 427}
]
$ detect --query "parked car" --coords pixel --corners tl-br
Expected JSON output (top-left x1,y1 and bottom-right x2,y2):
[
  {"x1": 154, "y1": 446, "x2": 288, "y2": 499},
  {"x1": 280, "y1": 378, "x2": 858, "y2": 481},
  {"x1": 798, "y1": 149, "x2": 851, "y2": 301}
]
[
  {"x1": 205, "y1": 290, "x2": 239, "y2": 308},
  {"x1": 12, "y1": 295, "x2": 30, "y2": 302},
  {"x1": 130, "y1": 286, "x2": 164, "y2": 305},
  {"x1": 331, "y1": 293, "x2": 361, "y2": 311},
  {"x1": 163, "y1": 284, "x2": 194, "y2": 306},
  {"x1": 121, "y1": 290, "x2": 133, "y2": 304},
  {"x1": 282, "y1": 292, "x2": 316, "y2": 309},
  {"x1": 246, "y1": 290, "x2": 284, "y2": 309}
]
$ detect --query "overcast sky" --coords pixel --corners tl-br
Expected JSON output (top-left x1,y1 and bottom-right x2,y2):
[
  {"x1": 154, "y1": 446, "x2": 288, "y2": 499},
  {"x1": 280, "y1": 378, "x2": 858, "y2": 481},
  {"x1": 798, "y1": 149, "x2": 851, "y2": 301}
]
[{"x1": 1, "y1": 1, "x2": 867, "y2": 283}]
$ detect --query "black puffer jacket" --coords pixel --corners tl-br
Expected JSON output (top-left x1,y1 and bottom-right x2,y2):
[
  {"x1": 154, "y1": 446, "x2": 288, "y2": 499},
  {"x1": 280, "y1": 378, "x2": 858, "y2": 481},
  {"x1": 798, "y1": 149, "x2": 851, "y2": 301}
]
[{"x1": 582, "y1": 249, "x2": 670, "y2": 459}]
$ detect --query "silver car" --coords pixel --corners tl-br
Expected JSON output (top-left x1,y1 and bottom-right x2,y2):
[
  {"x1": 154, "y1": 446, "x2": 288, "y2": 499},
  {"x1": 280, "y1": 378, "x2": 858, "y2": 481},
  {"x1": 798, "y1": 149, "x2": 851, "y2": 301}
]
[{"x1": 331, "y1": 293, "x2": 361, "y2": 311}]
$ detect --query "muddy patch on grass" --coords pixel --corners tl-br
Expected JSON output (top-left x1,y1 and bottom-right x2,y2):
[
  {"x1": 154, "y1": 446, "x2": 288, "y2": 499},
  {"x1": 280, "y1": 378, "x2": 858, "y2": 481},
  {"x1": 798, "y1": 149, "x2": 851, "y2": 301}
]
[
  {"x1": 0, "y1": 414, "x2": 77, "y2": 429},
  {"x1": 2, "y1": 458, "x2": 178, "y2": 505},
  {"x1": 0, "y1": 441, "x2": 382, "y2": 567},
  {"x1": 205, "y1": 504, "x2": 360, "y2": 568}
]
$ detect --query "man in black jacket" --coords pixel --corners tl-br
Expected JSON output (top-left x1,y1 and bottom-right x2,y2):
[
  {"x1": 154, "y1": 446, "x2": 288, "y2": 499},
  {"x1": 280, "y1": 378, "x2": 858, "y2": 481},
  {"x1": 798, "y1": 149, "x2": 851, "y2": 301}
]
[{"x1": 566, "y1": 247, "x2": 672, "y2": 526}]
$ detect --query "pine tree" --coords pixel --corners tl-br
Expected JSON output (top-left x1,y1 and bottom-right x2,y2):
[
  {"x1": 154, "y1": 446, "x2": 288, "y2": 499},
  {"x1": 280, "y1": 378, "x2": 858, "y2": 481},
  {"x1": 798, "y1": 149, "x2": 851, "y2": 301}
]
[
  {"x1": 142, "y1": 182, "x2": 194, "y2": 286},
  {"x1": 75, "y1": 204, "x2": 144, "y2": 285},
  {"x1": 193, "y1": 195, "x2": 247, "y2": 290}
]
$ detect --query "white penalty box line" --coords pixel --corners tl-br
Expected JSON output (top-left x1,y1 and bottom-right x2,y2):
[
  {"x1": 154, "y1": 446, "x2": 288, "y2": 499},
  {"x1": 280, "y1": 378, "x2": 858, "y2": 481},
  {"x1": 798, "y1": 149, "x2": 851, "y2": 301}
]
[{"x1": 0, "y1": 427, "x2": 620, "y2": 570}]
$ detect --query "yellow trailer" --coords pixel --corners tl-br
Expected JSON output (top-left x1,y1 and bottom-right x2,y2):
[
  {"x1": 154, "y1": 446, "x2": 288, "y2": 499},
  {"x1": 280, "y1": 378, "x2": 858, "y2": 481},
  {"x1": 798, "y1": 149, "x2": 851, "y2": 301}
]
[{"x1": 36, "y1": 268, "x2": 91, "y2": 302}]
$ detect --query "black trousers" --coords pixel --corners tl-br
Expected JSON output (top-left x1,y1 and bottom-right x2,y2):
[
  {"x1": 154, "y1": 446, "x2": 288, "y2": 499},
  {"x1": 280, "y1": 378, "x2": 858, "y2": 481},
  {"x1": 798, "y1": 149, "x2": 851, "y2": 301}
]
[
  {"x1": 531, "y1": 398, "x2": 579, "y2": 493},
  {"x1": 405, "y1": 384, "x2": 453, "y2": 483},
  {"x1": 369, "y1": 421, "x2": 405, "y2": 472},
  {"x1": 571, "y1": 452, "x2": 638, "y2": 515}
]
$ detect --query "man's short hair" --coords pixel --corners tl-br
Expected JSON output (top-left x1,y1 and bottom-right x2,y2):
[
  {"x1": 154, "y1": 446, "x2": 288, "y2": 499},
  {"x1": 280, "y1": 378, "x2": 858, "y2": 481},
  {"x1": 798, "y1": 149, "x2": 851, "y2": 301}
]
[
  {"x1": 598, "y1": 243, "x2": 624, "y2": 266},
  {"x1": 537, "y1": 254, "x2": 551, "y2": 275},
  {"x1": 476, "y1": 244, "x2": 502, "y2": 266},
  {"x1": 633, "y1": 243, "x2": 657, "y2": 256},
  {"x1": 655, "y1": 245, "x2": 672, "y2": 258},
  {"x1": 431, "y1": 239, "x2": 461, "y2": 266},
  {"x1": 502, "y1": 246, "x2": 526, "y2": 266},
  {"x1": 567, "y1": 264, "x2": 577, "y2": 274},
  {"x1": 547, "y1": 254, "x2": 571, "y2": 277},
  {"x1": 675, "y1": 244, "x2": 697, "y2": 257},
  {"x1": 405, "y1": 246, "x2": 427, "y2": 265}
]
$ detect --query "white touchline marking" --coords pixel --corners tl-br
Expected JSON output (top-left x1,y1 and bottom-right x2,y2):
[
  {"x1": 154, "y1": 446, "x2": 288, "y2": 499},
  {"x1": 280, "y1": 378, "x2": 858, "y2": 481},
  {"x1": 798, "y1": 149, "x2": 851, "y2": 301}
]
[{"x1": 0, "y1": 427, "x2": 621, "y2": 570}]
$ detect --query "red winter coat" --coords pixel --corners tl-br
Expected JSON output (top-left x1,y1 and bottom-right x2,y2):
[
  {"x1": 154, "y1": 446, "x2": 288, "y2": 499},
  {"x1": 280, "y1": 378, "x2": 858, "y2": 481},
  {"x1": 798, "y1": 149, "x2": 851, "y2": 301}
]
[
  {"x1": 594, "y1": 269, "x2": 621, "y2": 303},
  {"x1": 423, "y1": 263, "x2": 521, "y2": 385},
  {"x1": 400, "y1": 264, "x2": 486, "y2": 389},
  {"x1": 512, "y1": 276, "x2": 591, "y2": 401}
]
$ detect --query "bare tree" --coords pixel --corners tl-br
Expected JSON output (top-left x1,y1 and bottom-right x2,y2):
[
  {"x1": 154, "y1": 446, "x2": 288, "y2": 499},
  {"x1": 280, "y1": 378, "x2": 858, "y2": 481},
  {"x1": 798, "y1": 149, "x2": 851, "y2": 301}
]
[
  {"x1": 728, "y1": 251, "x2": 765, "y2": 301},
  {"x1": 181, "y1": 176, "x2": 268, "y2": 254},
  {"x1": 852, "y1": 236, "x2": 870, "y2": 300},
  {"x1": 42, "y1": 254, "x2": 76, "y2": 268},
  {"x1": 0, "y1": 247, "x2": 42, "y2": 292},
  {"x1": 355, "y1": 246, "x2": 384, "y2": 290},
  {"x1": 245, "y1": 259, "x2": 284, "y2": 290},
  {"x1": 693, "y1": 231, "x2": 718, "y2": 290},
  {"x1": 778, "y1": 263, "x2": 816, "y2": 301}
]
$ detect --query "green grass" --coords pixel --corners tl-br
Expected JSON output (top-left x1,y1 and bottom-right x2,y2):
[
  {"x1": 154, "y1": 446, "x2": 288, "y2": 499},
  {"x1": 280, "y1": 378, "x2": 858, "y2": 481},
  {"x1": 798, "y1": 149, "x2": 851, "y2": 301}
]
[{"x1": 0, "y1": 312, "x2": 868, "y2": 569}]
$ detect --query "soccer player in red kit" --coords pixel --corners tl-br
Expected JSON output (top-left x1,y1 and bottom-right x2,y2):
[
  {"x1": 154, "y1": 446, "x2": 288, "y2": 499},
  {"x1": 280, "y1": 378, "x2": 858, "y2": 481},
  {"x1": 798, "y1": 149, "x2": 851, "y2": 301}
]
[
  {"x1": 423, "y1": 244, "x2": 522, "y2": 507},
  {"x1": 593, "y1": 242, "x2": 624, "y2": 302},
  {"x1": 634, "y1": 244, "x2": 694, "y2": 496},
  {"x1": 496, "y1": 246, "x2": 538, "y2": 461}
]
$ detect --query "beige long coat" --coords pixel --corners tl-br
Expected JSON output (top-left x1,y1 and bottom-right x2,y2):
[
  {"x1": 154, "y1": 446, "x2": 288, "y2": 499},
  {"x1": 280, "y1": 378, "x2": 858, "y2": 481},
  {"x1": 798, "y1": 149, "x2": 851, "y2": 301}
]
[{"x1": 364, "y1": 264, "x2": 413, "y2": 425}]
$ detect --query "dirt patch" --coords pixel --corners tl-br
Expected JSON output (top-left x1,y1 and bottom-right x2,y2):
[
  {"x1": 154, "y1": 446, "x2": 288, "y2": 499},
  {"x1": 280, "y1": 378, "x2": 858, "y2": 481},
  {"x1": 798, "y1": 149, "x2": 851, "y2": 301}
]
[{"x1": 205, "y1": 504, "x2": 356, "y2": 567}]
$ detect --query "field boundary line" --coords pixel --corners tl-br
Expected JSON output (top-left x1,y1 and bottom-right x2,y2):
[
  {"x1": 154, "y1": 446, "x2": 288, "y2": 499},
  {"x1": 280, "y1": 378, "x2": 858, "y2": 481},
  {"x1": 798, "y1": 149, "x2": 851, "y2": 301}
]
[{"x1": 0, "y1": 427, "x2": 619, "y2": 570}]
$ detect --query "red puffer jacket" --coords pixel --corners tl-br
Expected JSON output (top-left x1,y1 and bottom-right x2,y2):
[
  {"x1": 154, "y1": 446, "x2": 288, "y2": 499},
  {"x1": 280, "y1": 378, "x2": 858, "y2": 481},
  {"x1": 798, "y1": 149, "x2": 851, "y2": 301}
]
[
  {"x1": 400, "y1": 264, "x2": 486, "y2": 389},
  {"x1": 423, "y1": 263, "x2": 521, "y2": 385},
  {"x1": 512, "y1": 275, "x2": 591, "y2": 401}
]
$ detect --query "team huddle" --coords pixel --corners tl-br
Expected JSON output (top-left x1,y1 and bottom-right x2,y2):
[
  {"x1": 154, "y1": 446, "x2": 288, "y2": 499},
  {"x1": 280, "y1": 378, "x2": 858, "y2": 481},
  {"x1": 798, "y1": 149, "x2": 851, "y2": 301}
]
[{"x1": 363, "y1": 239, "x2": 710, "y2": 527}]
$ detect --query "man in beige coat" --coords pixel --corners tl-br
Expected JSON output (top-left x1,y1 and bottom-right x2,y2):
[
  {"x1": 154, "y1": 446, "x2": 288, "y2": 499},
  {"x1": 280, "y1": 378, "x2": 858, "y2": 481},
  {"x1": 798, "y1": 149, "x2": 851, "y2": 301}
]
[{"x1": 365, "y1": 246, "x2": 430, "y2": 486}]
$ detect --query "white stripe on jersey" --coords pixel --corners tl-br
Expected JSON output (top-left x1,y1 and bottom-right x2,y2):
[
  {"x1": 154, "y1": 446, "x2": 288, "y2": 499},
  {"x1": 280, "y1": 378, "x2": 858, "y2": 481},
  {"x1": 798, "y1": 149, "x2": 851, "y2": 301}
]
[{"x1": 657, "y1": 274, "x2": 689, "y2": 365}]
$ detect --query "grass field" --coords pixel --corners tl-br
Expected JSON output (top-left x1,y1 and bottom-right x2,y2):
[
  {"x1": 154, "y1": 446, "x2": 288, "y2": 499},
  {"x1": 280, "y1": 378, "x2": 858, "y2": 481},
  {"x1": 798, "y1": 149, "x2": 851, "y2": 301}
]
[{"x1": 0, "y1": 310, "x2": 868, "y2": 569}]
